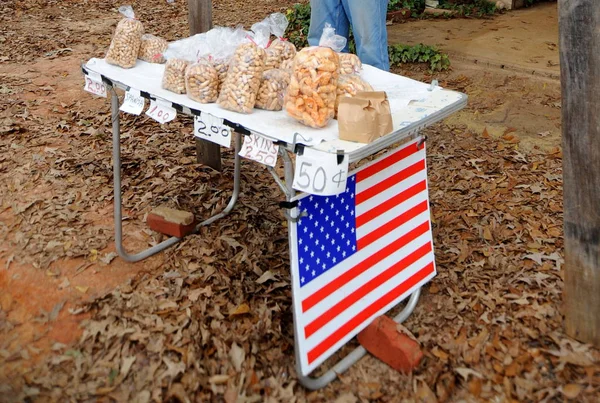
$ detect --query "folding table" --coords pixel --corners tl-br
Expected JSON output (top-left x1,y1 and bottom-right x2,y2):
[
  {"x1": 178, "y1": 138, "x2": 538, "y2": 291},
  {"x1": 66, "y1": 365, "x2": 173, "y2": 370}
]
[{"x1": 82, "y1": 57, "x2": 467, "y2": 389}]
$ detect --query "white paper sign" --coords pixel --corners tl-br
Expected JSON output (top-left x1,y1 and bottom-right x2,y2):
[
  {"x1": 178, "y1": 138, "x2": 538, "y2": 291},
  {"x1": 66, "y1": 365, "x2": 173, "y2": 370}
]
[
  {"x1": 145, "y1": 99, "x2": 176, "y2": 124},
  {"x1": 83, "y1": 72, "x2": 107, "y2": 98},
  {"x1": 293, "y1": 148, "x2": 349, "y2": 196},
  {"x1": 238, "y1": 132, "x2": 278, "y2": 167},
  {"x1": 194, "y1": 113, "x2": 232, "y2": 148},
  {"x1": 119, "y1": 88, "x2": 145, "y2": 115}
]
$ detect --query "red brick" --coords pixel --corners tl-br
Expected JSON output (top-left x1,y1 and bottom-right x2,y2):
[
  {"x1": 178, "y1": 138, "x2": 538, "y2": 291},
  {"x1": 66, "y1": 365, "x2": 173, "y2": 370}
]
[
  {"x1": 147, "y1": 206, "x2": 196, "y2": 238},
  {"x1": 357, "y1": 315, "x2": 423, "y2": 374}
]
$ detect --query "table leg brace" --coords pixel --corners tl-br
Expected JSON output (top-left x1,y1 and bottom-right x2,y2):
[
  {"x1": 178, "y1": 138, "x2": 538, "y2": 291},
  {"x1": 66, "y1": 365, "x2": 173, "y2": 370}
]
[{"x1": 110, "y1": 88, "x2": 242, "y2": 262}]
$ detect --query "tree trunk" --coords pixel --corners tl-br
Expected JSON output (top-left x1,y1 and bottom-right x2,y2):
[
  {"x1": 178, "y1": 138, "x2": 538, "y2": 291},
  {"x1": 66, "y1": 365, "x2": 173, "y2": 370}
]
[
  {"x1": 188, "y1": 0, "x2": 222, "y2": 171},
  {"x1": 559, "y1": 0, "x2": 600, "y2": 346}
]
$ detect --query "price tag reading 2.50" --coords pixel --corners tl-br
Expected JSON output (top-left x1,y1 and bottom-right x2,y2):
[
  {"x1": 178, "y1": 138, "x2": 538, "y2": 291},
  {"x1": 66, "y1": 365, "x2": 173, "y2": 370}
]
[
  {"x1": 194, "y1": 113, "x2": 232, "y2": 148},
  {"x1": 83, "y1": 72, "x2": 107, "y2": 98},
  {"x1": 293, "y1": 148, "x2": 349, "y2": 196},
  {"x1": 145, "y1": 100, "x2": 176, "y2": 124},
  {"x1": 238, "y1": 132, "x2": 278, "y2": 167}
]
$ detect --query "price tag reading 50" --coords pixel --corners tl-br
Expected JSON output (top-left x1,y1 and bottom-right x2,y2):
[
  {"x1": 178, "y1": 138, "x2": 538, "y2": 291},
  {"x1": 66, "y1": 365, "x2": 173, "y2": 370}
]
[
  {"x1": 194, "y1": 113, "x2": 232, "y2": 148},
  {"x1": 293, "y1": 148, "x2": 349, "y2": 196}
]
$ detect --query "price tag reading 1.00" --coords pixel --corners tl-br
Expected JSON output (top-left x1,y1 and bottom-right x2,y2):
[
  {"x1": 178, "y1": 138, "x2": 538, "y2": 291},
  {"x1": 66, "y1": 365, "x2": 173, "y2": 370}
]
[
  {"x1": 194, "y1": 113, "x2": 232, "y2": 148},
  {"x1": 238, "y1": 132, "x2": 278, "y2": 167},
  {"x1": 145, "y1": 100, "x2": 176, "y2": 124},
  {"x1": 119, "y1": 88, "x2": 145, "y2": 115},
  {"x1": 83, "y1": 72, "x2": 107, "y2": 98},
  {"x1": 293, "y1": 148, "x2": 349, "y2": 196}
]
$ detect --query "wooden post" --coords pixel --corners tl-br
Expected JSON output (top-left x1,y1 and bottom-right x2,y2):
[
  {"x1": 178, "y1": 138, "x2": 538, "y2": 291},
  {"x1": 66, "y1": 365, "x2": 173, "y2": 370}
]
[
  {"x1": 188, "y1": 0, "x2": 222, "y2": 172},
  {"x1": 559, "y1": 0, "x2": 600, "y2": 346}
]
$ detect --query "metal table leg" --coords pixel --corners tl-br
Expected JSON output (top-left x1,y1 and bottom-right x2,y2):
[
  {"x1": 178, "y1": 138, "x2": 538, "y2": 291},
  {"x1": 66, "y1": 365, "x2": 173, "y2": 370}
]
[
  {"x1": 110, "y1": 87, "x2": 242, "y2": 262},
  {"x1": 276, "y1": 147, "x2": 424, "y2": 390},
  {"x1": 296, "y1": 288, "x2": 421, "y2": 390}
]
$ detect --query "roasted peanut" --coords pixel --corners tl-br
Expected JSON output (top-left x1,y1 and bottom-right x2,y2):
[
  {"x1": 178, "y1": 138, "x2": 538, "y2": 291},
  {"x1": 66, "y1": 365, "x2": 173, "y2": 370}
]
[
  {"x1": 255, "y1": 69, "x2": 291, "y2": 111},
  {"x1": 106, "y1": 18, "x2": 144, "y2": 69},
  {"x1": 138, "y1": 34, "x2": 167, "y2": 64},
  {"x1": 217, "y1": 42, "x2": 266, "y2": 114},
  {"x1": 265, "y1": 39, "x2": 297, "y2": 70},
  {"x1": 162, "y1": 58, "x2": 190, "y2": 94},
  {"x1": 185, "y1": 61, "x2": 219, "y2": 103},
  {"x1": 338, "y1": 53, "x2": 362, "y2": 75}
]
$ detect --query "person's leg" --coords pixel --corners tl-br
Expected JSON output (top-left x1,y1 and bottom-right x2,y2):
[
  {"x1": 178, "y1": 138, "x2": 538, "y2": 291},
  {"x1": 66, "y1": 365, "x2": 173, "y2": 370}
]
[
  {"x1": 308, "y1": 0, "x2": 350, "y2": 51},
  {"x1": 341, "y1": 0, "x2": 390, "y2": 70}
]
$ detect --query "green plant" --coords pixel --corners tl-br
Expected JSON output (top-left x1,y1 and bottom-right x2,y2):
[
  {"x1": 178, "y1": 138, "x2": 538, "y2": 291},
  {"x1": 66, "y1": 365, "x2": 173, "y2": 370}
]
[
  {"x1": 285, "y1": 3, "x2": 312, "y2": 51},
  {"x1": 388, "y1": 0, "x2": 426, "y2": 14},
  {"x1": 436, "y1": 0, "x2": 498, "y2": 17},
  {"x1": 388, "y1": 43, "x2": 451, "y2": 71},
  {"x1": 285, "y1": 4, "x2": 451, "y2": 72}
]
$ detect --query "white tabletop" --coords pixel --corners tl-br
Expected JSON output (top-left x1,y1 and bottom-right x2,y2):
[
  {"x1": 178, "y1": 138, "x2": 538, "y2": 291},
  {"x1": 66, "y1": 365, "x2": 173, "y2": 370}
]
[{"x1": 84, "y1": 58, "x2": 467, "y2": 159}]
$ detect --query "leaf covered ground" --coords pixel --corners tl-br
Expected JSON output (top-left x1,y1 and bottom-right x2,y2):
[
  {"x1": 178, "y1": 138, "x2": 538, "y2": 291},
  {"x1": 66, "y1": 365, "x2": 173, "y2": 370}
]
[{"x1": 1, "y1": 0, "x2": 599, "y2": 402}]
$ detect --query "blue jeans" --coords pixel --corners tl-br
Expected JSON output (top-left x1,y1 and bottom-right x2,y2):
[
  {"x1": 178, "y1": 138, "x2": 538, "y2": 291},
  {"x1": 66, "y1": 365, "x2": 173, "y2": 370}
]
[{"x1": 308, "y1": 0, "x2": 390, "y2": 71}]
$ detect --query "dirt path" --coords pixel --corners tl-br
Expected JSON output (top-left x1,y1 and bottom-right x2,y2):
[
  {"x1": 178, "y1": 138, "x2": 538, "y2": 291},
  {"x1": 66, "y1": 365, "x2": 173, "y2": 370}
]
[{"x1": 389, "y1": 2, "x2": 561, "y2": 153}]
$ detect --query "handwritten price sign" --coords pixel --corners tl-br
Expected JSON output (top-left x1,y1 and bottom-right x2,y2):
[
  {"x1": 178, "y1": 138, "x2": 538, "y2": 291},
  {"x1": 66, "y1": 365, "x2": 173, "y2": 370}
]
[
  {"x1": 194, "y1": 113, "x2": 232, "y2": 148},
  {"x1": 119, "y1": 88, "x2": 145, "y2": 115},
  {"x1": 238, "y1": 132, "x2": 278, "y2": 167},
  {"x1": 293, "y1": 148, "x2": 349, "y2": 196},
  {"x1": 145, "y1": 100, "x2": 176, "y2": 124},
  {"x1": 83, "y1": 72, "x2": 107, "y2": 98}
]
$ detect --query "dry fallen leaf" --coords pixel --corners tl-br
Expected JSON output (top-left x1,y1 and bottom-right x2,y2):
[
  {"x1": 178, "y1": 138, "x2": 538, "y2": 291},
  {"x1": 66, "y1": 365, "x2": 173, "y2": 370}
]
[
  {"x1": 229, "y1": 342, "x2": 245, "y2": 372},
  {"x1": 561, "y1": 383, "x2": 583, "y2": 399},
  {"x1": 229, "y1": 303, "x2": 250, "y2": 317},
  {"x1": 454, "y1": 367, "x2": 484, "y2": 381}
]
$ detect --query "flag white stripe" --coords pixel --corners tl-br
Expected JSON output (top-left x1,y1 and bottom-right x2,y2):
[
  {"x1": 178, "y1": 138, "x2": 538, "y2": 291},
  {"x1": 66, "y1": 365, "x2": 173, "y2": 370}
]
[
  {"x1": 300, "y1": 226, "x2": 432, "y2": 327},
  {"x1": 356, "y1": 183, "x2": 428, "y2": 240},
  {"x1": 355, "y1": 152, "x2": 425, "y2": 196},
  {"x1": 304, "y1": 251, "x2": 435, "y2": 356},
  {"x1": 297, "y1": 209, "x2": 431, "y2": 302}
]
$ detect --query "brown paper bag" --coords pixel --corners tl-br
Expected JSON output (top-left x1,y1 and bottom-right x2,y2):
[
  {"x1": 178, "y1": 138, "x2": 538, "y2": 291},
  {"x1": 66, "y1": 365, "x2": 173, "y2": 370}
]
[
  {"x1": 338, "y1": 91, "x2": 393, "y2": 143},
  {"x1": 356, "y1": 91, "x2": 393, "y2": 137},
  {"x1": 337, "y1": 97, "x2": 379, "y2": 143}
]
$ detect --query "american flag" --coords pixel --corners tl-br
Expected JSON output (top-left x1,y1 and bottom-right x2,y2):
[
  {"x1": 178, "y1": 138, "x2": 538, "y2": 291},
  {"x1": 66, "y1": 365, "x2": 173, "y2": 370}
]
[{"x1": 291, "y1": 138, "x2": 437, "y2": 375}]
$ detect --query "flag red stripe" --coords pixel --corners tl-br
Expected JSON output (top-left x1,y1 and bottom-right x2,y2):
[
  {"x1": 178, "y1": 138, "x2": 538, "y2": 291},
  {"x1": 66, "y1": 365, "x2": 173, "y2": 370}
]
[
  {"x1": 357, "y1": 200, "x2": 429, "y2": 250},
  {"x1": 306, "y1": 261, "x2": 435, "y2": 365},
  {"x1": 356, "y1": 180, "x2": 427, "y2": 229},
  {"x1": 301, "y1": 221, "x2": 430, "y2": 313},
  {"x1": 355, "y1": 160, "x2": 425, "y2": 206},
  {"x1": 356, "y1": 141, "x2": 421, "y2": 184},
  {"x1": 304, "y1": 242, "x2": 432, "y2": 339}
]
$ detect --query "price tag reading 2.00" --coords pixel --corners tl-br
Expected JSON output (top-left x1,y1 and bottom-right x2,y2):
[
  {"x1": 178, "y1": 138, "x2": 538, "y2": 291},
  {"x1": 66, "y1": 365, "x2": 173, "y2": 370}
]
[
  {"x1": 238, "y1": 132, "x2": 278, "y2": 167},
  {"x1": 194, "y1": 113, "x2": 232, "y2": 148},
  {"x1": 293, "y1": 148, "x2": 349, "y2": 196},
  {"x1": 83, "y1": 72, "x2": 107, "y2": 98}
]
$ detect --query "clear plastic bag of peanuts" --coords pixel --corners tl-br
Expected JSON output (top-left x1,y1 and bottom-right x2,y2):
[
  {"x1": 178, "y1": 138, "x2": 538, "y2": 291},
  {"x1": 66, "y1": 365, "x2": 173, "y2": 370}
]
[
  {"x1": 255, "y1": 69, "x2": 291, "y2": 111},
  {"x1": 185, "y1": 59, "x2": 219, "y2": 103},
  {"x1": 106, "y1": 6, "x2": 144, "y2": 69},
  {"x1": 335, "y1": 74, "x2": 374, "y2": 117},
  {"x1": 206, "y1": 26, "x2": 247, "y2": 92},
  {"x1": 284, "y1": 23, "x2": 345, "y2": 128},
  {"x1": 280, "y1": 58, "x2": 294, "y2": 71},
  {"x1": 138, "y1": 34, "x2": 168, "y2": 64},
  {"x1": 265, "y1": 13, "x2": 297, "y2": 70},
  {"x1": 338, "y1": 53, "x2": 362, "y2": 75},
  {"x1": 162, "y1": 34, "x2": 209, "y2": 94},
  {"x1": 217, "y1": 22, "x2": 269, "y2": 114}
]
